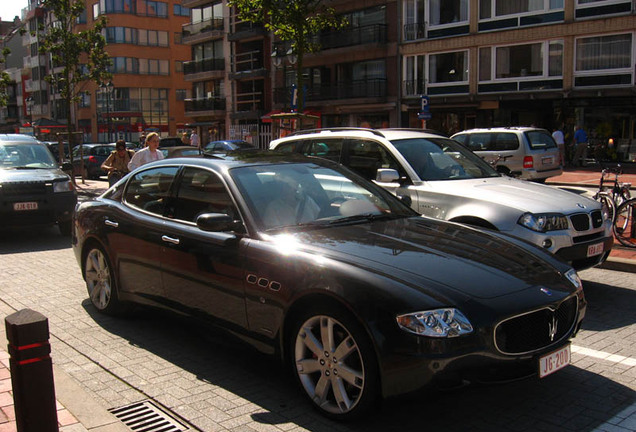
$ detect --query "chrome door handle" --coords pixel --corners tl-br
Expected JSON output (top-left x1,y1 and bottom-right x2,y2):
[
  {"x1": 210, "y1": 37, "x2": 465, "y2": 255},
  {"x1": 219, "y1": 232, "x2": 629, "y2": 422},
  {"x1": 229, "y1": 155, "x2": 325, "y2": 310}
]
[
  {"x1": 161, "y1": 235, "x2": 180, "y2": 245},
  {"x1": 104, "y1": 219, "x2": 119, "y2": 228}
]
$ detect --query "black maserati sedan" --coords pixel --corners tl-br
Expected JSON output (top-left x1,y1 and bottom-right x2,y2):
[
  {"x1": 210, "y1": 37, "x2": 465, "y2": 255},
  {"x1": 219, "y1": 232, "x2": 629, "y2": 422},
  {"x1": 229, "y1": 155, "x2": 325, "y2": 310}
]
[{"x1": 72, "y1": 152, "x2": 586, "y2": 420}]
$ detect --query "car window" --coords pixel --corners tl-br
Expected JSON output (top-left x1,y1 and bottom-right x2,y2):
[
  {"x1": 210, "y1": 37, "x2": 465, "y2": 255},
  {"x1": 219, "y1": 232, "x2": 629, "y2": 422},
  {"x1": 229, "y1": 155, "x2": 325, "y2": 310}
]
[
  {"x1": 170, "y1": 167, "x2": 239, "y2": 225},
  {"x1": 525, "y1": 131, "x2": 557, "y2": 150},
  {"x1": 273, "y1": 141, "x2": 301, "y2": 153},
  {"x1": 464, "y1": 133, "x2": 491, "y2": 151},
  {"x1": 493, "y1": 133, "x2": 519, "y2": 151},
  {"x1": 343, "y1": 139, "x2": 403, "y2": 181},
  {"x1": 392, "y1": 137, "x2": 499, "y2": 180},
  {"x1": 305, "y1": 139, "x2": 343, "y2": 162},
  {"x1": 0, "y1": 143, "x2": 57, "y2": 168},
  {"x1": 124, "y1": 166, "x2": 179, "y2": 215}
]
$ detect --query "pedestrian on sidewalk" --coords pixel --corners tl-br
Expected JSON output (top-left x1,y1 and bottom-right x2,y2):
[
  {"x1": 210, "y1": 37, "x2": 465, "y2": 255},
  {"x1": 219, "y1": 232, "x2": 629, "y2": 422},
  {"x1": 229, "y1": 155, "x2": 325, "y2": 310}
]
[
  {"x1": 552, "y1": 125, "x2": 565, "y2": 166},
  {"x1": 190, "y1": 130, "x2": 200, "y2": 148},
  {"x1": 101, "y1": 140, "x2": 134, "y2": 186},
  {"x1": 128, "y1": 132, "x2": 164, "y2": 171},
  {"x1": 572, "y1": 125, "x2": 588, "y2": 167}
]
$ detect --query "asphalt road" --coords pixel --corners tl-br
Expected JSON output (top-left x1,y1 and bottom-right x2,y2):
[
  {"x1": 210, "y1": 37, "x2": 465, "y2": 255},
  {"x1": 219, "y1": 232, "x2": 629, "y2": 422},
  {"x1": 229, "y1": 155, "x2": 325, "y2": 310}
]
[{"x1": 0, "y1": 226, "x2": 635, "y2": 432}]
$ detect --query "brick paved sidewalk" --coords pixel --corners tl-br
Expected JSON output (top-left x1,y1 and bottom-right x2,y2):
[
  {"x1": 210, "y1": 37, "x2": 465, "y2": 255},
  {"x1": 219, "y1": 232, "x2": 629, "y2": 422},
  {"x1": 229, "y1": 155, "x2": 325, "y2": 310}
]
[{"x1": 0, "y1": 350, "x2": 83, "y2": 432}]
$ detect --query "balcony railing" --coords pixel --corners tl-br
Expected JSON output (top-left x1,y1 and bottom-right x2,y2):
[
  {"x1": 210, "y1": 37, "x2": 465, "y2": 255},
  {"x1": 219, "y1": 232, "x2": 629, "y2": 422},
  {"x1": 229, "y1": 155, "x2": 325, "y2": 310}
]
[
  {"x1": 232, "y1": 50, "x2": 263, "y2": 74},
  {"x1": 184, "y1": 58, "x2": 225, "y2": 75},
  {"x1": 185, "y1": 97, "x2": 226, "y2": 112},
  {"x1": 182, "y1": 17, "x2": 224, "y2": 37},
  {"x1": 235, "y1": 91, "x2": 263, "y2": 112},
  {"x1": 274, "y1": 79, "x2": 387, "y2": 103},
  {"x1": 317, "y1": 24, "x2": 388, "y2": 50},
  {"x1": 403, "y1": 22, "x2": 426, "y2": 41}
]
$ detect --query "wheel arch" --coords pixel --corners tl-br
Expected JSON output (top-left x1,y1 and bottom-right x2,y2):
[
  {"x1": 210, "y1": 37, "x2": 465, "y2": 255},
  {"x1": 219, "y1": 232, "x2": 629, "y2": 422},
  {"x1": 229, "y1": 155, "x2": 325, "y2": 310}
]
[{"x1": 449, "y1": 215, "x2": 498, "y2": 230}]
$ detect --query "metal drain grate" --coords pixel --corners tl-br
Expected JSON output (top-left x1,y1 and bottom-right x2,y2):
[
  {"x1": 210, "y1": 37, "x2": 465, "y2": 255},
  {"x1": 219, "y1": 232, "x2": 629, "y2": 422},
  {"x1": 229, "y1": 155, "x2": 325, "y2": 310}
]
[{"x1": 109, "y1": 400, "x2": 189, "y2": 431}]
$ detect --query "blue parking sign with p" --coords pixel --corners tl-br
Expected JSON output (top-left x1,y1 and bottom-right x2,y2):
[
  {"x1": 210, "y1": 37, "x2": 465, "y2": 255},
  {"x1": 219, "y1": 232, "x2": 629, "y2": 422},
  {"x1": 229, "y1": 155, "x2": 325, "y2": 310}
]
[{"x1": 420, "y1": 95, "x2": 430, "y2": 113}]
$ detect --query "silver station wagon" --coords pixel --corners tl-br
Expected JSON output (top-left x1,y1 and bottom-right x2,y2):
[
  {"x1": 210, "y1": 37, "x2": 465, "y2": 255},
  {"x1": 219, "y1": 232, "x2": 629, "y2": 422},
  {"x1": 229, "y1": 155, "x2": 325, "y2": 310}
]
[{"x1": 270, "y1": 128, "x2": 613, "y2": 270}]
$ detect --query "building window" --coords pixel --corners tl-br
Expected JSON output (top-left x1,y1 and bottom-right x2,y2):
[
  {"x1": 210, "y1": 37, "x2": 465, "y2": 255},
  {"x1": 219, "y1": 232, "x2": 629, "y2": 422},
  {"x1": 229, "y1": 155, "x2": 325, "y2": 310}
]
[
  {"x1": 173, "y1": 4, "x2": 190, "y2": 16},
  {"x1": 176, "y1": 89, "x2": 187, "y2": 101},
  {"x1": 110, "y1": 57, "x2": 169, "y2": 75},
  {"x1": 138, "y1": 0, "x2": 168, "y2": 17},
  {"x1": 404, "y1": 55, "x2": 426, "y2": 96},
  {"x1": 79, "y1": 92, "x2": 91, "y2": 108},
  {"x1": 575, "y1": 33, "x2": 632, "y2": 71},
  {"x1": 429, "y1": 51, "x2": 468, "y2": 83},
  {"x1": 175, "y1": 61, "x2": 184, "y2": 73},
  {"x1": 479, "y1": 40, "x2": 563, "y2": 81},
  {"x1": 479, "y1": 0, "x2": 563, "y2": 19},
  {"x1": 429, "y1": 0, "x2": 468, "y2": 26}
]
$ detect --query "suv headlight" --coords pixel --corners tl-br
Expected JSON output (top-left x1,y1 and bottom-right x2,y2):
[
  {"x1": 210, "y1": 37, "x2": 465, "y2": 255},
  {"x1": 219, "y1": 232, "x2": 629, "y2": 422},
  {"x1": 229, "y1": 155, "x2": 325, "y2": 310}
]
[
  {"x1": 518, "y1": 212, "x2": 568, "y2": 232},
  {"x1": 396, "y1": 308, "x2": 473, "y2": 337},
  {"x1": 53, "y1": 180, "x2": 74, "y2": 193}
]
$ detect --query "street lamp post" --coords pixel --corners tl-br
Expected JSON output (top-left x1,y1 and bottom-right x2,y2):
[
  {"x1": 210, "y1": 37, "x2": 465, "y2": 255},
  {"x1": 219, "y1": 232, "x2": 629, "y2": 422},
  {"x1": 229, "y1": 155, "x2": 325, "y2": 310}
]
[{"x1": 100, "y1": 81, "x2": 114, "y2": 142}]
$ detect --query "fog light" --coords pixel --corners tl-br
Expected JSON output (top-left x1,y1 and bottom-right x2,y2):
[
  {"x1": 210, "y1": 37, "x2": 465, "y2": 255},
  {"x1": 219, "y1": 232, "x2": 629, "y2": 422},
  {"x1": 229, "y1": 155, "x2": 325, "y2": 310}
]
[{"x1": 542, "y1": 239, "x2": 552, "y2": 248}]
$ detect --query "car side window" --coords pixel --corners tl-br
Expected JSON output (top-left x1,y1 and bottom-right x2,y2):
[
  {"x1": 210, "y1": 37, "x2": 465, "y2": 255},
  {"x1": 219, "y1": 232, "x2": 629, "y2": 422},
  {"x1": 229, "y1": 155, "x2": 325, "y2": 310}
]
[
  {"x1": 274, "y1": 141, "x2": 300, "y2": 153},
  {"x1": 465, "y1": 133, "x2": 491, "y2": 151},
  {"x1": 493, "y1": 133, "x2": 519, "y2": 151},
  {"x1": 171, "y1": 167, "x2": 240, "y2": 225},
  {"x1": 124, "y1": 166, "x2": 179, "y2": 215},
  {"x1": 305, "y1": 139, "x2": 343, "y2": 162},
  {"x1": 343, "y1": 139, "x2": 403, "y2": 181}
]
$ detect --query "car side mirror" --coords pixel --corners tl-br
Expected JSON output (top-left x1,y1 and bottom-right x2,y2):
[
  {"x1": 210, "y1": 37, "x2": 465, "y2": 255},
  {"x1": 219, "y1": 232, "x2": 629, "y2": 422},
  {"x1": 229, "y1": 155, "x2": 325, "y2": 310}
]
[
  {"x1": 376, "y1": 168, "x2": 400, "y2": 183},
  {"x1": 397, "y1": 195, "x2": 412, "y2": 207},
  {"x1": 196, "y1": 213, "x2": 242, "y2": 233}
]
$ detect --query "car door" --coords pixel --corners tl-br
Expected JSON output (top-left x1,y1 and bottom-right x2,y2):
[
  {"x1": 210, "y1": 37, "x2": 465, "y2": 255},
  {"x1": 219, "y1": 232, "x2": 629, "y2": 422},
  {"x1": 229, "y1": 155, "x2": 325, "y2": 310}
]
[
  {"x1": 159, "y1": 166, "x2": 248, "y2": 328},
  {"x1": 109, "y1": 165, "x2": 180, "y2": 304}
]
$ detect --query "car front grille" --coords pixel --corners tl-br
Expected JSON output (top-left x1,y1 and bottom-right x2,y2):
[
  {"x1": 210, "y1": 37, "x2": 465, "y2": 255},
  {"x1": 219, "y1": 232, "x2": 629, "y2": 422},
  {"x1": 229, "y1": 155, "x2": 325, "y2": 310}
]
[
  {"x1": 570, "y1": 210, "x2": 603, "y2": 231},
  {"x1": 1, "y1": 181, "x2": 48, "y2": 196},
  {"x1": 494, "y1": 295, "x2": 578, "y2": 355}
]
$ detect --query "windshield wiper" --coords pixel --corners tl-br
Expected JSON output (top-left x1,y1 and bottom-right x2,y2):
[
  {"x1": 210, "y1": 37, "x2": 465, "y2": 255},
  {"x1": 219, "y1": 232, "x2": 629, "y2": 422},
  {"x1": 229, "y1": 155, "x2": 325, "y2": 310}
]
[{"x1": 328, "y1": 213, "x2": 400, "y2": 225}]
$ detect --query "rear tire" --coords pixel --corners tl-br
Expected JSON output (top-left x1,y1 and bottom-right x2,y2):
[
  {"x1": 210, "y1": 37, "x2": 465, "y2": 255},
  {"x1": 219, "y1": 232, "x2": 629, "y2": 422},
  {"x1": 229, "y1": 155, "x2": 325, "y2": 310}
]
[
  {"x1": 289, "y1": 304, "x2": 379, "y2": 420},
  {"x1": 83, "y1": 245, "x2": 126, "y2": 314}
]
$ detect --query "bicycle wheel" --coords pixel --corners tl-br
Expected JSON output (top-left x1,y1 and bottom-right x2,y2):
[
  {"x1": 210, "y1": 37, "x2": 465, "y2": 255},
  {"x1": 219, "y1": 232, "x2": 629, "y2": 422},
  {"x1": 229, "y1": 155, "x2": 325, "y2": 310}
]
[
  {"x1": 613, "y1": 198, "x2": 636, "y2": 248},
  {"x1": 595, "y1": 191, "x2": 616, "y2": 223}
]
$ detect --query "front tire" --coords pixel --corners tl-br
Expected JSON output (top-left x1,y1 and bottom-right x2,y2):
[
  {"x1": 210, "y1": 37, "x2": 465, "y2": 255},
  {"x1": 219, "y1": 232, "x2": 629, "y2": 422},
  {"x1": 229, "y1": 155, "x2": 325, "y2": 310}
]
[
  {"x1": 290, "y1": 305, "x2": 379, "y2": 420},
  {"x1": 84, "y1": 245, "x2": 124, "y2": 314}
]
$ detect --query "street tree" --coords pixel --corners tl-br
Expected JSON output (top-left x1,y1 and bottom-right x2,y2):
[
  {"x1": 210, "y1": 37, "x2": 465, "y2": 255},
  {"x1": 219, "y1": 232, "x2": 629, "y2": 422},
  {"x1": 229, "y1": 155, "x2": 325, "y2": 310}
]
[
  {"x1": 38, "y1": 0, "x2": 111, "y2": 152},
  {"x1": 0, "y1": 48, "x2": 12, "y2": 108},
  {"x1": 227, "y1": 0, "x2": 346, "y2": 113}
]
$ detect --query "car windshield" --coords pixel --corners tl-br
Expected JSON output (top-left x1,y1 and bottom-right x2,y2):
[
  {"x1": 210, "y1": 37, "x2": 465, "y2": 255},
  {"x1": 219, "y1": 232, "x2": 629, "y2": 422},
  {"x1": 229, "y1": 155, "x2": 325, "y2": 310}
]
[
  {"x1": 525, "y1": 130, "x2": 557, "y2": 150},
  {"x1": 0, "y1": 143, "x2": 58, "y2": 169},
  {"x1": 230, "y1": 162, "x2": 415, "y2": 231},
  {"x1": 391, "y1": 137, "x2": 500, "y2": 180}
]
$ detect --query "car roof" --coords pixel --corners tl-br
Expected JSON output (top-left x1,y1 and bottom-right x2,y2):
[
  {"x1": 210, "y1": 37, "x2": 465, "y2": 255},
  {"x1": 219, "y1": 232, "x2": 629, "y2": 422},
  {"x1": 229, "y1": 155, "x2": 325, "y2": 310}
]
[
  {"x1": 0, "y1": 134, "x2": 40, "y2": 143},
  {"x1": 452, "y1": 127, "x2": 548, "y2": 135},
  {"x1": 271, "y1": 128, "x2": 447, "y2": 145},
  {"x1": 151, "y1": 150, "x2": 327, "y2": 170}
]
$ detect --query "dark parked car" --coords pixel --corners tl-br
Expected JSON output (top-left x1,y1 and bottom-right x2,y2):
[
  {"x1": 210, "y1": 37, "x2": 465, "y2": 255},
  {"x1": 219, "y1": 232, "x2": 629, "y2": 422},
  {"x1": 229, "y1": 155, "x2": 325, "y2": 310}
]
[
  {"x1": 43, "y1": 141, "x2": 71, "y2": 162},
  {"x1": 159, "y1": 136, "x2": 185, "y2": 148},
  {"x1": 72, "y1": 143, "x2": 116, "y2": 179},
  {"x1": 72, "y1": 153, "x2": 586, "y2": 420},
  {"x1": 160, "y1": 146, "x2": 201, "y2": 159},
  {"x1": 0, "y1": 134, "x2": 76, "y2": 235},
  {"x1": 203, "y1": 139, "x2": 254, "y2": 152}
]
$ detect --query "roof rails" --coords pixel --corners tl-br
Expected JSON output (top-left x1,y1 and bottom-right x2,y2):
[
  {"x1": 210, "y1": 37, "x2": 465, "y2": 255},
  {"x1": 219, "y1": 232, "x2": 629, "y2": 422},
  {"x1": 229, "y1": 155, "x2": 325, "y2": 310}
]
[
  {"x1": 288, "y1": 127, "x2": 386, "y2": 138},
  {"x1": 286, "y1": 127, "x2": 447, "y2": 138}
]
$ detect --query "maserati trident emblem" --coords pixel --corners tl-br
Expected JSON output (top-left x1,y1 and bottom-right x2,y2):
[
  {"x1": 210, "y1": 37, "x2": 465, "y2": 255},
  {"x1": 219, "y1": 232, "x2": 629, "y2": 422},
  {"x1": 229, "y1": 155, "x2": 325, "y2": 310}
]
[{"x1": 548, "y1": 315, "x2": 558, "y2": 342}]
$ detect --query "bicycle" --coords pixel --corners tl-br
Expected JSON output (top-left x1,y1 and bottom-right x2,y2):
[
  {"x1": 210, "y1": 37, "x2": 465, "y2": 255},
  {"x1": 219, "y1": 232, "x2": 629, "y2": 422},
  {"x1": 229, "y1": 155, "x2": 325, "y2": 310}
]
[
  {"x1": 613, "y1": 198, "x2": 636, "y2": 248},
  {"x1": 592, "y1": 163, "x2": 631, "y2": 222}
]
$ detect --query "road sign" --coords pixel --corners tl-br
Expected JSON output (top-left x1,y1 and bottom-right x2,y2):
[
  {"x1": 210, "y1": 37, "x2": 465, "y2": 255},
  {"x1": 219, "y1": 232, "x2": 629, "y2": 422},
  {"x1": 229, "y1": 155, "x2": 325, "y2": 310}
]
[{"x1": 418, "y1": 112, "x2": 432, "y2": 120}]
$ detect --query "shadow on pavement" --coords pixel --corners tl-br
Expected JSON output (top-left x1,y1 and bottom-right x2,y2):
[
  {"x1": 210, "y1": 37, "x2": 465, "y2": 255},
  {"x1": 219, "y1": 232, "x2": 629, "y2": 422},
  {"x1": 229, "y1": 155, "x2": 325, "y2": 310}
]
[
  {"x1": 81, "y1": 297, "x2": 635, "y2": 432},
  {"x1": 0, "y1": 226, "x2": 70, "y2": 254}
]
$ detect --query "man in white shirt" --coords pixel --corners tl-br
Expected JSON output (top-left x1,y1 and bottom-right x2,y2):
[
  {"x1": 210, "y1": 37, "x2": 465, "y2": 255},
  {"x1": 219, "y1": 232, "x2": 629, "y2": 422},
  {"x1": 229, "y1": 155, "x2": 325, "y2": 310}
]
[
  {"x1": 128, "y1": 132, "x2": 164, "y2": 171},
  {"x1": 552, "y1": 126, "x2": 565, "y2": 166},
  {"x1": 190, "y1": 131, "x2": 200, "y2": 148}
]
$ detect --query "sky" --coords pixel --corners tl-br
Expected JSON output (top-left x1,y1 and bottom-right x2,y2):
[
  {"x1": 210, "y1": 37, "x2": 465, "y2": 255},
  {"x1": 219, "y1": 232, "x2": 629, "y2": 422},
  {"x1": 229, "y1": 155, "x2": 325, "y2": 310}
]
[{"x1": 0, "y1": 1, "x2": 25, "y2": 22}]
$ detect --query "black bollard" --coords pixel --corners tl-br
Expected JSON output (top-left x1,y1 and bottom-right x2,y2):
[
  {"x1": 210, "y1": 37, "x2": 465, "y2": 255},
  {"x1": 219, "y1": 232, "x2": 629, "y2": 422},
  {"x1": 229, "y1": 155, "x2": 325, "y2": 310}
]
[{"x1": 5, "y1": 309, "x2": 58, "y2": 432}]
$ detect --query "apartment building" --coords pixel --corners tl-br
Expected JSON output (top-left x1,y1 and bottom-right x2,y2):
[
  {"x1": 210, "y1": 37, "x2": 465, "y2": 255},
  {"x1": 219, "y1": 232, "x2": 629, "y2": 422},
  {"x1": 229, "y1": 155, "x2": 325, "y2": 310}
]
[
  {"x1": 18, "y1": 0, "x2": 190, "y2": 143},
  {"x1": 400, "y1": 0, "x2": 636, "y2": 161}
]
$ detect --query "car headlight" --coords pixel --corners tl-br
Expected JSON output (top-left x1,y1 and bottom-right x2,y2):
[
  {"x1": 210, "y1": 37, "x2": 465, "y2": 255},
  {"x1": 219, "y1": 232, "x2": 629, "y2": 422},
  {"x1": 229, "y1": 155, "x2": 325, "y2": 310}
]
[
  {"x1": 396, "y1": 308, "x2": 473, "y2": 337},
  {"x1": 53, "y1": 180, "x2": 74, "y2": 193},
  {"x1": 518, "y1": 212, "x2": 568, "y2": 232},
  {"x1": 565, "y1": 269, "x2": 583, "y2": 291}
]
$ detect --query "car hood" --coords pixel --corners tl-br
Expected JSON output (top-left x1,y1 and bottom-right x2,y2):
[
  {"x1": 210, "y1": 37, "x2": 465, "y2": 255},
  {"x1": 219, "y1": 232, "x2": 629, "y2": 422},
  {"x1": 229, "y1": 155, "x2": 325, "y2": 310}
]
[
  {"x1": 0, "y1": 168, "x2": 70, "y2": 182},
  {"x1": 275, "y1": 217, "x2": 571, "y2": 300},
  {"x1": 425, "y1": 176, "x2": 598, "y2": 214}
]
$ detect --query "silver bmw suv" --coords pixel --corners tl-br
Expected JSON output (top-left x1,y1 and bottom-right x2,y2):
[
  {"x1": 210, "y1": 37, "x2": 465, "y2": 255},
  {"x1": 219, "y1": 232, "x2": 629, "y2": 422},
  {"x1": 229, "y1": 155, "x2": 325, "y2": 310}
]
[{"x1": 270, "y1": 128, "x2": 612, "y2": 270}]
